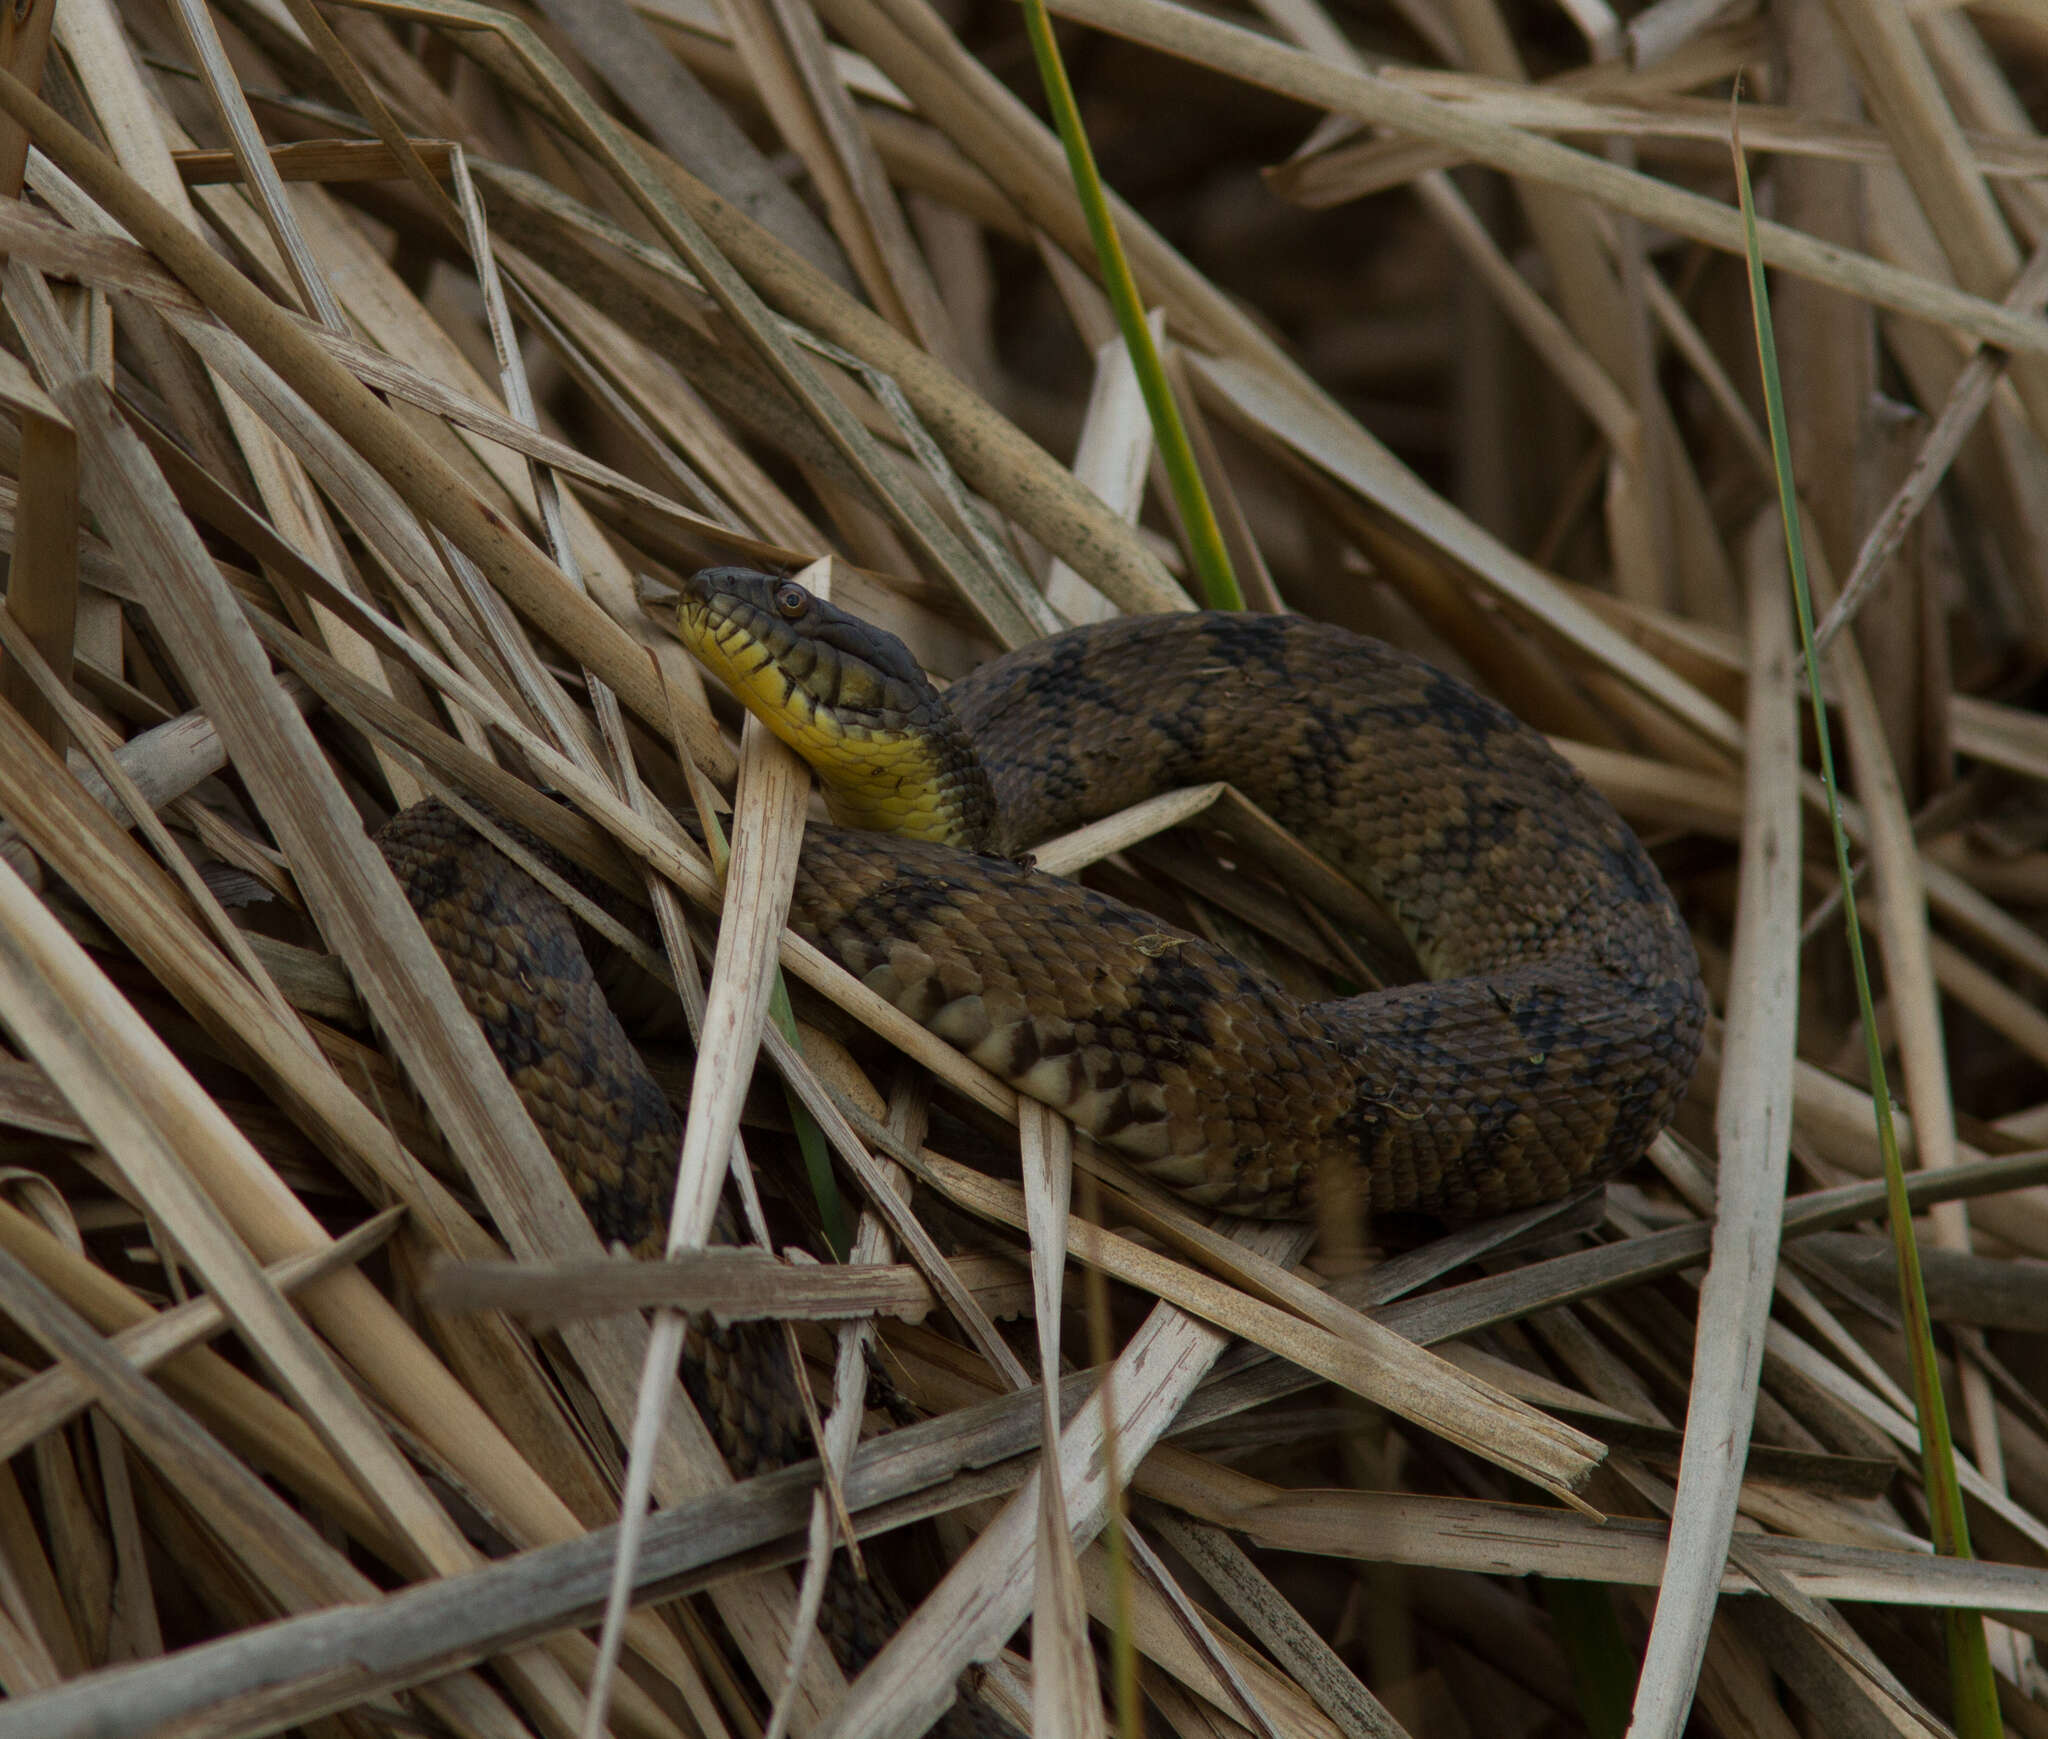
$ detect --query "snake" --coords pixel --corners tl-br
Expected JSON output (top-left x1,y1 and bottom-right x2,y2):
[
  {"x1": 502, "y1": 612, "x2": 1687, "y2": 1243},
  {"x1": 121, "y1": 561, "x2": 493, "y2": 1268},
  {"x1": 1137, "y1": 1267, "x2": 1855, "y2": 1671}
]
[{"x1": 378, "y1": 566, "x2": 1706, "y2": 1720}]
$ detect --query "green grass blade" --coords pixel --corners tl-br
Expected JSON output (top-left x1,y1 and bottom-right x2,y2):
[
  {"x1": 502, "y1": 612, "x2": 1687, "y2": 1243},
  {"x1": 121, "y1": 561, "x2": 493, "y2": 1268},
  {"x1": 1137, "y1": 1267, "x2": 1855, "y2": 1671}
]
[
  {"x1": 1729, "y1": 97, "x2": 2001, "y2": 1738},
  {"x1": 767, "y1": 973, "x2": 849, "y2": 1260},
  {"x1": 1541, "y1": 1579, "x2": 1632, "y2": 1739},
  {"x1": 1013, "y1": 0, "x2": 1242, "y2": 610}
]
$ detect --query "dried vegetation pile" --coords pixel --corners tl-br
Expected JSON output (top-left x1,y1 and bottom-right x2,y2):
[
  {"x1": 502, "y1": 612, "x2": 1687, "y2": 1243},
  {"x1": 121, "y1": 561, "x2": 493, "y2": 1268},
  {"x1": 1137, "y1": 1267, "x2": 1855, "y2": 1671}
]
[{"x1": 0, "y1": 0, "x2": 2047, "y2": 1734}]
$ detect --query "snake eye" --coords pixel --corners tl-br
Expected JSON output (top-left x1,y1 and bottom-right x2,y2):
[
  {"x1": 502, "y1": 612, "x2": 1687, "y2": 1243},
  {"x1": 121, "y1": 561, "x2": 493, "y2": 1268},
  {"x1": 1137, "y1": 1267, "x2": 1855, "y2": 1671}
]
[{"x1": 774, "y1": 583, "x2": 810, "y2": 620}]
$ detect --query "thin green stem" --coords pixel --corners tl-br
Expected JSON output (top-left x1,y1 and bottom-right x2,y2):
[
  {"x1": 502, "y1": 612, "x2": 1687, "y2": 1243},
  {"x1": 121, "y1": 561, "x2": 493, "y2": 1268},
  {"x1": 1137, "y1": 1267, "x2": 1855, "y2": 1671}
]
[
  {"x1": 1080, "y1": 1168, "x2": 1140, "y2": 1739},
  {"x1": 1730, "y1": 99, "x2": 2001, "y2": 1737},
  {"x1": 1013, "y1": 0, "x2": 1241, "y2": 610},
  {"x1": 1542, "y1": 1580, "x2": 1632, "y2": 1739}
]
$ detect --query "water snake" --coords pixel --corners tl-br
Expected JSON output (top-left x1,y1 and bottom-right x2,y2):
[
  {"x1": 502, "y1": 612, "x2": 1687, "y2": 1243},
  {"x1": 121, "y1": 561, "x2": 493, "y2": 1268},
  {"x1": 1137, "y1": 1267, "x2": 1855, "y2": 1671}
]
[
  {"x1": 380, "y1": 566, "x2": 1707, "y2": 1716},
  {"x1": 673, "y1": 567, "x2": 1706, "y2": 1219}
]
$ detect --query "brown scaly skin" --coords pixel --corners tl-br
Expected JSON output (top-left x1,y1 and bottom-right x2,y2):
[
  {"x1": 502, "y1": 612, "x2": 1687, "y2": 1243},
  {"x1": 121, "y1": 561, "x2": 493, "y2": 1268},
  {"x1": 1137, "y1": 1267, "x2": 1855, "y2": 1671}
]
[
  {"x1": 377, "y1": 800, "x2": 994, "y2": 1729},
  {"x1": 380, "y1": 574, "x2": 1707, "y2": 1731},
  {"x1": 680, "y1": 571, "x2": 1708, "y2": 1220}
]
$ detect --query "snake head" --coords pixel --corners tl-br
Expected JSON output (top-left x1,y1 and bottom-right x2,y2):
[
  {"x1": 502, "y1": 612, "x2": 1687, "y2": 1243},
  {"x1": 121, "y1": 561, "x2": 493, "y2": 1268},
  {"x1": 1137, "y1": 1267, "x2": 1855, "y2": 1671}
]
[{"x1": 678, "y1": 566, "x2": 1000, "y2": 852}]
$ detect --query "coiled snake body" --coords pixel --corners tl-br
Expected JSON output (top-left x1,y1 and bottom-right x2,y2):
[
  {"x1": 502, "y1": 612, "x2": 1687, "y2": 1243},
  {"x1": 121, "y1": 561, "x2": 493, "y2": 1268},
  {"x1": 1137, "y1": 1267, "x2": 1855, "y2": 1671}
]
[{"x1": 381, "y1": 575, "x2": 1706, "y2": 1716}]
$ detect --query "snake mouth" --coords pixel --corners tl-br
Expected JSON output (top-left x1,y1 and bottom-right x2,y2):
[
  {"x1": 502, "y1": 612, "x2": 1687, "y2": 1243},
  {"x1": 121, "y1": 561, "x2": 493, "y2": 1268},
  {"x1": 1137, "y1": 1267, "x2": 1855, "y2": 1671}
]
[{"x1": 676, "y1": 566, "x2": 998, "y2": 849}]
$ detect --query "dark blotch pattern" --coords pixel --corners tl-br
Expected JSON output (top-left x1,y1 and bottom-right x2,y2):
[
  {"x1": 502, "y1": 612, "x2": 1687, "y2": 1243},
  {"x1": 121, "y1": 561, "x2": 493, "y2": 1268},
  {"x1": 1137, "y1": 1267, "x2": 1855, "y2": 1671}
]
[{"x1": 938, "y1": 612, "x2": 1707, "y2": 1214}]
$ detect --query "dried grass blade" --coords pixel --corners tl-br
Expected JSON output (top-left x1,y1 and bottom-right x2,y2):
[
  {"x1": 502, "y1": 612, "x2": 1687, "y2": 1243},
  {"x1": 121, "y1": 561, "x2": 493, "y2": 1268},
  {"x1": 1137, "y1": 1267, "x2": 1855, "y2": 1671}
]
[
  {"x1": 0, "y1": 1347, "x2": 1087, "y2": 1736},
  {"x1": 349, "y1": 0, "x2": 1036, "y2": 641},
  {"x1": 425, "y1": 1251, "x2": 935, "y2": 1324},
  {"x1": 469, "y1": 110, "x2": 1189, "y2": 620},
  {"x1": 1626, "y1": 511, "x2": 1803, "y2": 1738},
  {"x1": 582, "y1": 681, "x2": 822, "y2": 1737},
  {"x1": 789, "y1": 324, "x2": 1059, "y2": 639},
  {"x1": 672, "y1": 696, "x2": 813, "y2": 1242},
  {"x1": 1030, "y1": 0, "x2": 2048, "y2": 357},
  {"x1": 1723, "y1": 1543, "x2": 1950, "y2": 1739},
  {"x1": 812, "y1": 1222, "x2": 1310, "y2": 1739},
  {"x1": 1950, "y1": 695, "x2": 2048, "y2": 781},
  {"x1": 0, "y1": 1207, "x2": 404, "y2": 1465},
  {"x1": 22, "y1": 1440, "x2": 2048, "y2": 1739},
  {"x1": 55, "y1": 5, "x2": 433, "y2": 814},
  {"x1": 1355, "y1": 1144, "x2": 2048, "y2": 1358},
  {"x1": 169, "y1": 139, "x2": 459, "y2": 184},
  {"x1": 306, "y1": 319, "x2": 788, "y2": 554},
  {"x1": 913, "y1": 1151, "x2": 1605, "y2": 1502},
  {"x1": 1733, "y1": 106, "x2": 2003, "y2": 1733},
  {"x1": 1045, "y1": 313, "x2": 1165, "y2": 625},
  {"x1": 282, "y1": 167, "x2": 723, "y2": 775},
  {"x1": 5, "y1": 270, "x2": 500, "y2": 1577},
  {"x1": 1809, "y1": 224, "x2": 2048, "y2": 662},
  {"x1": 0, "y1": 69, "x2": 674, "y2": 733},
  {"x1": 528, "y1": 0, "x2": 852, "y2": 279},
  {"x1": 1820, "y1": 0, "x2": 2048, "y2": 444},
  {"x1": 720, "y1": 0, "x2": 960, "y2": 363},
  {"x1": 10, "y1": 207, "x2": 713, "y2": 1718},
  {"x1": 1760, "y1": 1322, "x2": 2048, "y2": 1556},
  {"x1": 1226, "y1": 1489, "x2": 2048, "y2": 1614},
  {"x1": 14, "y1": 254, "x2": 594, "y2": 1280},
  {"x1": 0, "y1": 1196, "x2": 399, "y2": 1559},
  {"x1": 163, "y1": 0, "x2": 347, "y2": 329},
  {"x1": 1032, "y1": 785, "x2": 1229, "y2": 876},
  {"x1": 1190, "y1": 353, "x2": 1741, "y2": 754},
  {"x1": 767, "y1": 1033, "x2": 1031, "y2": 1387},
  {"x1": 1113, "y1": 1526, "x2": 1289, "y2": 1739},
  {"x1": 510, "y1": 249, "x2": 825, "y2": 547},
  {"x1": 0, "y1": 596, "x2": 298, "y2": 1028},
  {"x1": 1149, "y1": 1513, "x2": 1405, "y2": 1739},
  {"x1": 0, "y1": 863, "x2": 605, "y2": 1734},
  {"x1": 0, "y1": 675, "x2": 315, "y2": 886},
  {"x1": 0, "y1": 1236, "x2": 377, "y2": 1617},
  {"x1": 1268, "y1": 83, "x2": 1955, "y2": 208},
  {"x1": 0, "y1": 675, "x2": 607, "y2": 1567},
  {"x1": 1019, "y1": 1101, "x2": 1106, "y2": 1739},
  {"x1": 1414, "y1": 171, "x2": 1640, "y2": 461},
  {"x1": 0, "y1": 0, "x2": 53, "y2": 201},
  {"x1": 0, "y1": 353, "x2": 76, "y2": 758}
]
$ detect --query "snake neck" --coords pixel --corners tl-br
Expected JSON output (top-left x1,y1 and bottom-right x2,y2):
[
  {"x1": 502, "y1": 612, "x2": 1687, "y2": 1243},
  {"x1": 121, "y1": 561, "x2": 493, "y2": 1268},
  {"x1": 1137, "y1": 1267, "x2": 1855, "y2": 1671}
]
[
  {"x1": 813, "y1": 690, "x2": 1003, "y2": 853},
  {"x1": 676, "y1": 568, "x2": 1003, "y2": 851}
]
